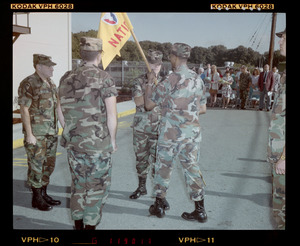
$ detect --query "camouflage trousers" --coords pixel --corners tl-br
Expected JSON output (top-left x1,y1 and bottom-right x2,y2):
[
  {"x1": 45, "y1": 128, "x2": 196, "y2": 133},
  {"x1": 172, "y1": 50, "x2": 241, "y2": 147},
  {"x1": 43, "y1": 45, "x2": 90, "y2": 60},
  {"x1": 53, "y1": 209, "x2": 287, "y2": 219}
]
[
  {"x1": 24, "y1": 135, "x2": 58, "y2": 188},
  {"x1": 133, "y1": 129, "x2": 158, "y2": 179},
  {"x1": 153, "y1": 139, "x2": 205, "y2": 201},
  {"x1": 272, "y1": 167, "x2": 285, "y2": 229},
  {"x1": 67, "y1": 149, "x2": 112, "y2": 226},
  {"x1": 268, "y1": 140, "x2": 285, "y2": 229},
  {"x1": 268, "y1": 120, "x2": 285, "y2": 229},
  {"x1": 239, "y1": 89, "x2": 249, "y2": 108}
]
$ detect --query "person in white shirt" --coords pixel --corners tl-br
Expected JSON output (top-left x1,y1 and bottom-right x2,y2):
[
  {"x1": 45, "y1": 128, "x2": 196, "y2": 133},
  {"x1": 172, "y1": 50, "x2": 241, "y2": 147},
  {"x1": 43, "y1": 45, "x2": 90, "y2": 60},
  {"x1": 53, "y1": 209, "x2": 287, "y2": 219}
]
[
  {"x1": 221, "y1": 71, "x2": 233, "y2": 108},
  {"x1": 208, "y1": 65, "x2": 220, "y2": 107},
  {"x1": 203, "y1": 64, "x2": 211, "y2": 80},
  {"x1": 272, "y1": 66, "x2": 281, "y2": 93}
]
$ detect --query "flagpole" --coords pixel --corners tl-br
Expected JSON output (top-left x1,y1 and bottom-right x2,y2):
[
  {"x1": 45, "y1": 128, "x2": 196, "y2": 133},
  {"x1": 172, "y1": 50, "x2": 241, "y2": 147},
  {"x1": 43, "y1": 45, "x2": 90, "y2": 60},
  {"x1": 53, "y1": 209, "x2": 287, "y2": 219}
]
[
  {"x1": 268, "y1": 13, "x2": 277, "y2": 69},
  {"x1": 119, "y1": 13, "x2": 157, "y2": 84},
  {"x1": 129, "y1": 30, "x2": 158, "y2": 85}
]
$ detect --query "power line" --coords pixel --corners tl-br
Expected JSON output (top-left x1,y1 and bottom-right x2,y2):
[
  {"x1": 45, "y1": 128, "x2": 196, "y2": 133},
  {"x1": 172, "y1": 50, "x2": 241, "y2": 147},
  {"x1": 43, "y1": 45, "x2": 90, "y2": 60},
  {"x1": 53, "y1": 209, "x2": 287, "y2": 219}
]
[
  {"x1": 248, "y1": 14, "x2": 267, "y2": 44},
  {"x1": 255, "y1": 15, "x2": 272, "y2": 51},
  {"x1": 248, "y1": 14, "x2": 270, "y2": 51}
]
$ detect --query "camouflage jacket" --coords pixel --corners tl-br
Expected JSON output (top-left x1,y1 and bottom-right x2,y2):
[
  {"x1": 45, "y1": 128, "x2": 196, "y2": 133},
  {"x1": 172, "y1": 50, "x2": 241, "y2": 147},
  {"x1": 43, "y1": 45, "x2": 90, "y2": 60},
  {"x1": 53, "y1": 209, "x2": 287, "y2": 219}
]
[
  {"x1": 268, "y1": 70, "x2": 286, "y2": 163},
  {"x1": 239, "y1": 72, "x2": 252, "y2": 90},
  {"x1": 151, "y1": 64, "x2": 206, "y2": 143},
  {"x1": 18, "y1": 72, "x2": 58, "y2": 136},
  {"x1": 132, "y1": 73, "x2": 162, "y2": 134},
  {"x1": 58, "y1": 63, "x2": 118, "y2": 155}
]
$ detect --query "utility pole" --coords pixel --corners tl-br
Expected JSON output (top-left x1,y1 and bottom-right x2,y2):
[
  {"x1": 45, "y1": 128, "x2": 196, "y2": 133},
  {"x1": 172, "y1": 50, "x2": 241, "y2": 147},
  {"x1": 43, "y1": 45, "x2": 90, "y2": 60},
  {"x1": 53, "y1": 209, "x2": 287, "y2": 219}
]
[{"x1": 268, "y1": 13, "x2": 277, "y2": 68}]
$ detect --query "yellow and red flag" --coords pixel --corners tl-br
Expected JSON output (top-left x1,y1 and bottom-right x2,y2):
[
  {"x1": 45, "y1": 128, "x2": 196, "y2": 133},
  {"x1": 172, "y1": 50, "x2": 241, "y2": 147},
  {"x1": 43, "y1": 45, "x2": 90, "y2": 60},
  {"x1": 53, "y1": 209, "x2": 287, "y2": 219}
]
[{"x1": 97, "y1": 12, "x2": 133, "y2": 70}]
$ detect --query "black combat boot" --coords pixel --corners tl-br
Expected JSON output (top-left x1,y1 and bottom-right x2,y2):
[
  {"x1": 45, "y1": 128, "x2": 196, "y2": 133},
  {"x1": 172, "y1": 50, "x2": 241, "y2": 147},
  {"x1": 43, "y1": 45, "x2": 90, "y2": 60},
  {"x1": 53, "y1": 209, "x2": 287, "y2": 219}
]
[
  {"x1": 32, "y1": 187, "x2": 53, "y2": 211},
  {"x1": 162, "y1": 197, "x2": 170, "y2": 210},
  {"x1": 149, "y1": 197, "x2": 165, "y2": 218},
  {"x1": 41, "y1": 186, "x2": 61, "y2": 206},
  {"x1": 74, "y1": 220, "x2": 84, "y2": 230},
  {"x1": 129, "y1": 176, "x2": 147, "y2": 199},
  {"x1": 181, "y1": 199, "x2": 207, "y2": 223}
]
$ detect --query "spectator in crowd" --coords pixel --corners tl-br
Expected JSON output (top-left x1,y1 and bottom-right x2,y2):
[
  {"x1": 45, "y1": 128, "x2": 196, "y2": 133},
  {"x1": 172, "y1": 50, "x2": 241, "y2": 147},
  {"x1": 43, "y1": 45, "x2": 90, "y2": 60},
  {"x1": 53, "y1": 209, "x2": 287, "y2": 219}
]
[
  {"x1": 204, "y1": 64, "x2": 211, "y2": 79},
  {"x1": 222, "y1": 66, "x2": 230, "y2": 76},
  {"x1": 271, "y1": 67, "x2": 281, "y2": 109},
  {"x1": 230, "y1": 68, "x2": 239, "y2": 108},
  {"x1": 258, "y1": 64, "x2": 274, "y2": 111},
  {"x1": 272, "y1": 66, "x2": 281, "y2": 94},
  {"x1": 236, "y1": 67, "x2": 242, "y2": 81},
  {"x1": 217, "y1": 68, "x2": 223, "y2": 79},
  {"x1": 198, "y1": 67, "x2": 205, "y2": 80},
  {"x1": 249, "y1": 68, "x2": 260, "y2": 108},
  {"x1": 221, "y1": 70, "x2": 233, "y2": 109},
  {"x1": 208, "y1": 65, "x2": 220, "y2": 107},
  {"x1": 229, "y1": 68, "x2": 234, "y2": 78},
  {"x1": 203, "y1": 64, "x2": 211, "y2": 89},
  {"x1": 236, "y1": 68, "x2": 242, "y2": 108}
]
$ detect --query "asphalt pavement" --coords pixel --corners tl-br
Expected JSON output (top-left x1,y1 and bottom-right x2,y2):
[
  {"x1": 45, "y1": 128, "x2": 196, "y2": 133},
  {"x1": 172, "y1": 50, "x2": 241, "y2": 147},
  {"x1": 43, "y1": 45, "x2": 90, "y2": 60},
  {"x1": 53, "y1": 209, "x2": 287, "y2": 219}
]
[{"x1": 13, "y1": 106, "x2": 276, "y2": 230}]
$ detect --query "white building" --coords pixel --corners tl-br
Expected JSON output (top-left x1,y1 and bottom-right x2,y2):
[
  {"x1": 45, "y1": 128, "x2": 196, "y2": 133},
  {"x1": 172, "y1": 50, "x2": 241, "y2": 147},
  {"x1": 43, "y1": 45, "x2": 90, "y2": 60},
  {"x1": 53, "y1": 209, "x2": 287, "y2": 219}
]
[{"x1": 13, "y1": 12, "x2": 72, "y2": 110}]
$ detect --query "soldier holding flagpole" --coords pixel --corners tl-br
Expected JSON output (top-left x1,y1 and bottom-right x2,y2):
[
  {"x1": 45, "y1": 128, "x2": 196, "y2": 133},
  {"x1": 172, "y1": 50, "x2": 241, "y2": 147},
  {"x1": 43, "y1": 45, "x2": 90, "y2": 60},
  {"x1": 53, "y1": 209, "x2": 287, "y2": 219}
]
[{"x1": 130, "y1": 49, "x2": 170, "y2": 211}]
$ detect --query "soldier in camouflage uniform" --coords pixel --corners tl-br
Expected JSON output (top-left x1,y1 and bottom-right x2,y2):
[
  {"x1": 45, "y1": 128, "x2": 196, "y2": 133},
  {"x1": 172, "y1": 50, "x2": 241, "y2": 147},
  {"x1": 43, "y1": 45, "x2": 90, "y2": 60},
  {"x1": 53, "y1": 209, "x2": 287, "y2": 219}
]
[
  {"x1": 145, "y1": 43, "x2": 207, "y2": 222},
  {"x1": 238, "y1": 65, "x2": 252, "y2": 109},
  {"x1": 18, "y1": 54, "x2": 61, "y2": 212},
  {"x1": 58, "y1": 37, "x2": 118, "y2": 230},
  {"x1": 267, "y1": 28, "x2": 286, "y2": 230},
  {"x1": 130, "y1": 50, "x2": 169, "y2": 209}
]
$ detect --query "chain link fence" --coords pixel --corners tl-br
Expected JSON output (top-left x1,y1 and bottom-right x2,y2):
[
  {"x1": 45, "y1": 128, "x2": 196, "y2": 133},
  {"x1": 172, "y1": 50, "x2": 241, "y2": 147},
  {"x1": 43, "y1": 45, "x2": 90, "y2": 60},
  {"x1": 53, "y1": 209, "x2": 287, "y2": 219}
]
[{"x1": 73, "y1": 59, "x2": 201, "y2": 88}]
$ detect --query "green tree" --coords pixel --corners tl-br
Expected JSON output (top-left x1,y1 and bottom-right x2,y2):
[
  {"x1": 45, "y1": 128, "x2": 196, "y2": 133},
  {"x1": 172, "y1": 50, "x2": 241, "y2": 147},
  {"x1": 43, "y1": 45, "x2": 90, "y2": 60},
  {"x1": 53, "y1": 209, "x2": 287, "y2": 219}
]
[
  {"x1": 72, "y1": 30, "x2": 98, "y2": 59},
  {"x1": 71, "y1": 30, "x2": 277, "y2": 68},
  {"x1": 263, "y1": 50, "x2": 286, "y2": 68},
  {"x1": 209, "y1": 45, "x2": 228, "y2": 66},
  {"x1": 190, "y1": 46, "x2": 207, "y2": 65},
  {"x1": 118, "y1": 41, "x2": 141, "y2": 61}
]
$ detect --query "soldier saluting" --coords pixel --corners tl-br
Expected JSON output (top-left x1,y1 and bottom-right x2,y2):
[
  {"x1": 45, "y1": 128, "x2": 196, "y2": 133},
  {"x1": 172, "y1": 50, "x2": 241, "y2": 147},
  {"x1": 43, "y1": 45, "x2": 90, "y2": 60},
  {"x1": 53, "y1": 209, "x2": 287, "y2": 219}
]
[
  {"x1": 145, "y1": 43, "x2": 207, "y2": 222},
  {"x1": 18, "y1": 54, "x2": 61, "y2": 211}
]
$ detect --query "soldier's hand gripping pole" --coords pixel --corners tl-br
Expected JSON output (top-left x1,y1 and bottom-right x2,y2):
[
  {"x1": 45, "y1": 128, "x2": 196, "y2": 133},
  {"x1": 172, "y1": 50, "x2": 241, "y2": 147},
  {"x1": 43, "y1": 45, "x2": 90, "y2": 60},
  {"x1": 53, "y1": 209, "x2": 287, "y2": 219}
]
[
  {"x1": 130, "y1": 30, "x2": 158, "y2": 85},
  {"x1": 122, "y1": 13, "x2": 157, "y2": 85}
]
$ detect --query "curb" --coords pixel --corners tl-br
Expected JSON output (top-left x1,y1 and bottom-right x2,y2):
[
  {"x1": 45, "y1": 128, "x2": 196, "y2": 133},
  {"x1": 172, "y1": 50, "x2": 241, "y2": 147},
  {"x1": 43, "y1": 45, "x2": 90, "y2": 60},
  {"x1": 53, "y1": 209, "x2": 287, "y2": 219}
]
[
  {"x1": 117, "y1": 108, "x2": 136, "y2": 118},
  {"x1": 13, "y1": 108, "x2": 136, "y2": 149}
]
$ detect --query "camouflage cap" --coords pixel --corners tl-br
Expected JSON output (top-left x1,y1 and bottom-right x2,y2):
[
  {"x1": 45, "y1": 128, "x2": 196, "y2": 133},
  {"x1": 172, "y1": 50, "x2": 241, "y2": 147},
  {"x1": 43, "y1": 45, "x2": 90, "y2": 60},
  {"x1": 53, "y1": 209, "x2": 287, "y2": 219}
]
[
  {"x1": 171, "y1": 43, "x2": 191, "y2": 59},
  {"x1": 80, "y1": 37, "x2": 103, "y2": 51},
  {"x1": 147, "y1": 49, "x2": 163, "y2": 64},
  {"x1": 33, "y1": 54, "x2": 56, "y2": 66}
]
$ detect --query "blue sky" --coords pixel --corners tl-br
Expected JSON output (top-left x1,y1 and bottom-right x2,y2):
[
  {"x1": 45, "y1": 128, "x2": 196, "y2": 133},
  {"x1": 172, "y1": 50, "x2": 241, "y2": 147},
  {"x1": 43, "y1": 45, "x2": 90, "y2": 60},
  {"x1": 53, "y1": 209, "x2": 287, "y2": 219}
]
[{"x1": 72, "y1": 12, "x2": 286, "y2": 54}]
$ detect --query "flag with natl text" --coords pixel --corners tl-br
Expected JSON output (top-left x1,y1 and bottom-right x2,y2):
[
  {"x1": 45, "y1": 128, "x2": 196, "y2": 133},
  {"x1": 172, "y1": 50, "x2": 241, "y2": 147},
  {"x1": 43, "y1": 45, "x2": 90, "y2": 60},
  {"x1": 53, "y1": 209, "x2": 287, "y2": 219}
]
[{"x1": 97, "y1": 12, "x2": 133, "y2": 70}]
